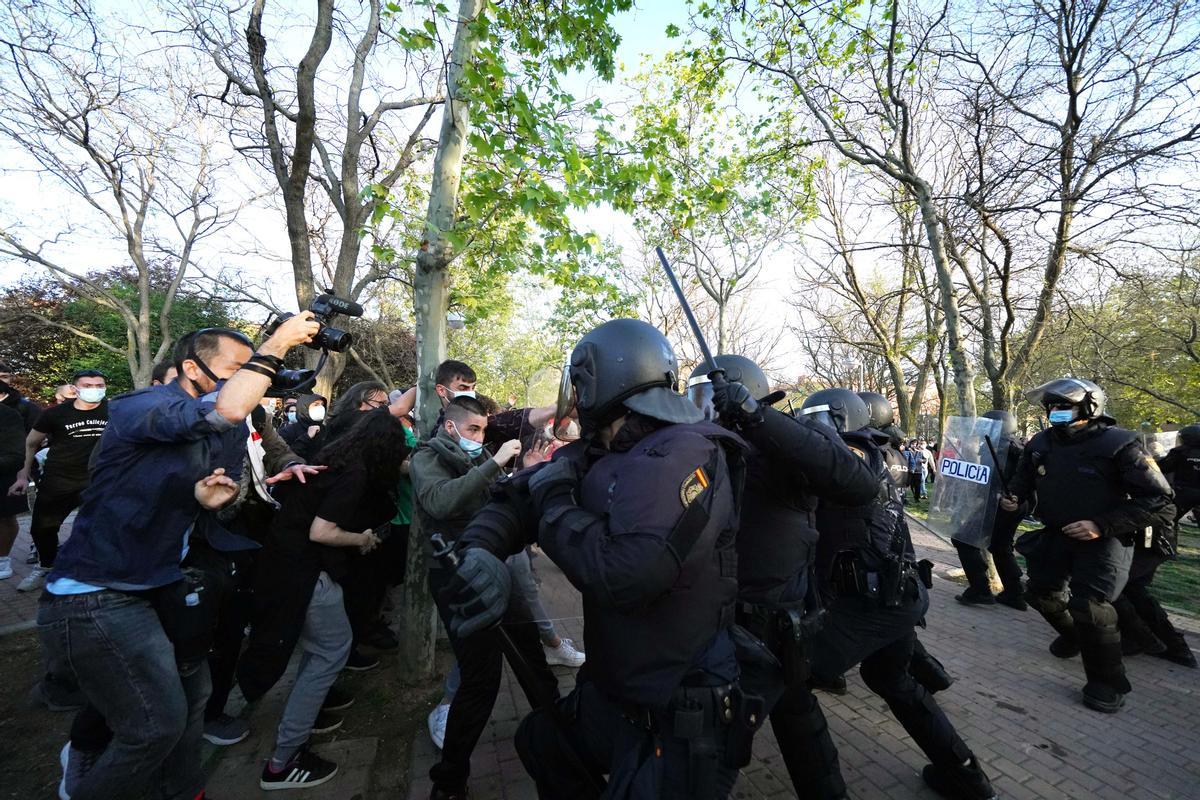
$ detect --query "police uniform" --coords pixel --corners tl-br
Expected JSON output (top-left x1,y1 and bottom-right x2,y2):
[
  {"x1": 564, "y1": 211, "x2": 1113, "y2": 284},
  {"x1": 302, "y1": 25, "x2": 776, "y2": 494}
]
[
  {"x1": 1010, "y1": 413, "x2": 1176, "y2": 706},
  {"x1": 689, "y1": 366, "x2": 879, "y2": 800},
  {"x1": 438, "y1": 320, "x2": 754, "y2": 800},
  {"x1": 805, "y1": 427, "x2": 995, "y2": 800},
  {"x1": 1110, "y1": 431, "x2": 1199, "y2": 667},
  {"x1": 954, "y1": 426, "x2": 1027, "y2": 606}
]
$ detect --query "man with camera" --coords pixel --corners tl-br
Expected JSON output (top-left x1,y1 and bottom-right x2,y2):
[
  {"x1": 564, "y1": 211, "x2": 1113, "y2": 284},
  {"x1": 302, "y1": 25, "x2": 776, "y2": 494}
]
[{"x1": 38, "y1": 314, "x2": 319, "y2": 800}]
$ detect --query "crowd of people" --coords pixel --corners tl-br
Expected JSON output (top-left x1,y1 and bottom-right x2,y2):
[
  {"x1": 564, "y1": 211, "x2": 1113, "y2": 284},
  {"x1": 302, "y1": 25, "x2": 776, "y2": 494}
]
[{"x1": 0, "y1": 314, "x2": 1196, "y2": 800}]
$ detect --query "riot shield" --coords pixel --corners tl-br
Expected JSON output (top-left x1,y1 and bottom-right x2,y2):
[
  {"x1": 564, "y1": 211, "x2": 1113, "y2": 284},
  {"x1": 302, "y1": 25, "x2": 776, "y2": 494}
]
[
  {"x1": 924, "y1": 416, "x2": 1008, "y2": 547},
  {"x1": 1140, "y1": 431, "x2": 1178, "y2": 461}
]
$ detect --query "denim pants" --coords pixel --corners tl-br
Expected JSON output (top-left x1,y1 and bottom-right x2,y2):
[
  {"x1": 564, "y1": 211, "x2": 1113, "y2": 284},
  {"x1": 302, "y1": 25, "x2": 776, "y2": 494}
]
[{"x1": 37, "y1": 589, "x2": 210, "y2": 800}]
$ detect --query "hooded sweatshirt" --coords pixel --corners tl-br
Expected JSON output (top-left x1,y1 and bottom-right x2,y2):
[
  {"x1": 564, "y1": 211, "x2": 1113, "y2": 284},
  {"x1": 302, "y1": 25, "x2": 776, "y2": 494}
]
[{"x1": 410, "y1": 426, "x2": 504, "y2": 565}]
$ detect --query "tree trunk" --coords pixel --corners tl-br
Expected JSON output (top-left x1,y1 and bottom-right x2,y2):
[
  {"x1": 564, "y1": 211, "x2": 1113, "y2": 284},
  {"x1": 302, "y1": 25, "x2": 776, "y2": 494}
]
[
  {"x1": 399, "y1": 0, "x2": 485, "y2": 681},
  {"x1": 915, "y1": 183, "x2": 976, "y2": 417}
]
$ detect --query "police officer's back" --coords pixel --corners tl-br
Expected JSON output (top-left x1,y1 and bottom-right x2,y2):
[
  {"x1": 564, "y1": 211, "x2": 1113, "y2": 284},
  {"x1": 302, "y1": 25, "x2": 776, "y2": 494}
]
[
  {"x1": 1003, "y1": 378, "x2": 1175, "y2": 713},
  {"x1": 1159, "y1": 424, "x2": 1200, "y2": 522}
]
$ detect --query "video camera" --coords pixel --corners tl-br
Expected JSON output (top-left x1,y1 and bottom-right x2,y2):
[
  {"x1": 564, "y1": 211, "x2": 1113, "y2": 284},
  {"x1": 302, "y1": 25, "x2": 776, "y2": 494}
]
[{"x1": 263, "y1": 291, "x2": 364, "y2": 396}]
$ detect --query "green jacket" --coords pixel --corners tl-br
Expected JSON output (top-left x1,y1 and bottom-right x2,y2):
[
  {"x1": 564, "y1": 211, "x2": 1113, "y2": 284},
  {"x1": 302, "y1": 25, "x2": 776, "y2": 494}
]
[{"x1": 410, "y1": 427, "x2": 503, "y2": 559}]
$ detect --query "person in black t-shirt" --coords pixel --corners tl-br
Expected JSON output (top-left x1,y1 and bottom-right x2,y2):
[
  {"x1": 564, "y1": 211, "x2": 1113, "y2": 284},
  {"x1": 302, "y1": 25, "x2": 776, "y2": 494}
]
[
  {"x1": 0, "y1": 362, "x2": 41, "y2": 581},
  {"x1": 7, "y1": 370, "x2": 109, "y2": 591},
  {"x1": 237, "y1": 408, "x2": 411, "y2": 791}
]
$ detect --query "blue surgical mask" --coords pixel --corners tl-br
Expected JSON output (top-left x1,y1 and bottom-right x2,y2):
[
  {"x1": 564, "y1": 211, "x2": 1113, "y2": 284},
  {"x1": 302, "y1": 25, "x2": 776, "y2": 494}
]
[
  {"x1": 287, "y1": 410, "x2": 298, "y2": 424},
  {"x1": 77, "y1": 387, "x2": 106, "y2": 404},
  {"x1": 449, "y1": 422, "x2": 484, "y2": 456},
  {"x1": 1048, "y1": 409, "x2": 1076, "y2": 425}
]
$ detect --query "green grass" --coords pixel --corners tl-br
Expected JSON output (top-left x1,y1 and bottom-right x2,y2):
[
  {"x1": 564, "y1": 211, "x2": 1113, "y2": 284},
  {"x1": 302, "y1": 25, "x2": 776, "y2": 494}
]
[{"x1": 906, "y1": 498, "x2": 1200, "y2": 616}]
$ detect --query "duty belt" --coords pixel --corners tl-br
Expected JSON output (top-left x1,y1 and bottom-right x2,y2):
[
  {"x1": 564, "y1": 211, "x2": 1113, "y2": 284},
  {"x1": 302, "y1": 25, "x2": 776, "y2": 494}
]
[
  {"x1": 616, "y1": 683, "x2": 735, "y2": 737},
  {"x1": 831, "y1": 552, "x2": 929, "y2": 607}
]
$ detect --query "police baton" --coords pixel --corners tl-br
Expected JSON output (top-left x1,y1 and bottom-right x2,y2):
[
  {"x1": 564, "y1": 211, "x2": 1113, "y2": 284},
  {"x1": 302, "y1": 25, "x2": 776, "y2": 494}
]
[
  {"x1": 983, "y1": 434, "x2": 1010, "y2": 496},
  {"x1": 655, "y1": 246, "x2": 724, "y2": 382},
  {"x1": 429, "y1": 534, "x2": 606, "y2": 798}
]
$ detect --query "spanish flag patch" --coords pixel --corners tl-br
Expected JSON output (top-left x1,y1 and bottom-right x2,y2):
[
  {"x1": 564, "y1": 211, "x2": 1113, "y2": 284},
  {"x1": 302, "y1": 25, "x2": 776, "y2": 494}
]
[{"x1": 680, "y1": 467, "x2": 709, "y2": 507}]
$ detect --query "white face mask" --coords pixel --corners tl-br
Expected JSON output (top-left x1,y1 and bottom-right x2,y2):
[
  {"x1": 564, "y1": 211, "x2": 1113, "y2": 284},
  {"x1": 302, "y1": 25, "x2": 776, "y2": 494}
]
[
  {"x1": 308, "y1": 405, "x2": 326, "y2": 422},
  {"x1": 453, "y1": 389, "x2": 476, "y2": 399},
  {"x1": 77, "y1": 387, "x2": 106, "y2": 404},
  {"x1": 263, "y1": 398, "x2": 278, "y2": 413}
]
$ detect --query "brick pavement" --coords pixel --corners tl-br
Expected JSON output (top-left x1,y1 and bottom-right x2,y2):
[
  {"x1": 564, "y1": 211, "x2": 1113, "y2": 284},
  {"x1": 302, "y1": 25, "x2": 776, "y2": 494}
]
[
  {"x1": 405, "y1": 525, "x2": 1200, "y2": 800},
  {"x1": 0, "y1": 510, "x2": 60, "y2": 635}
]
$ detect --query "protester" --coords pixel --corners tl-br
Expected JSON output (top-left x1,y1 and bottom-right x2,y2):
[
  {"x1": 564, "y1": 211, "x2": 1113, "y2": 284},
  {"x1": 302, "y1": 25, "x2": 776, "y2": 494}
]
[
  {"x1": 0, "y1": 362, "x2": 40, "y2": 581},
  {"x1": 151, "y1": 360, "x2": 178, "y2": 386},
  {"x1": 318, "y1": 381, "x2": 389, "y2": 446},
  {"x1": 7, "y1": 370, "x2": 109, "y2": 592},
  {"x1": 0, "y1": 400, "x2": 25, "y2": 581},
  {"x1": 278, "y1": 393, "x2": 327, "y2": 460},
  {"x1": 234, "y1": 408, "x2": 411, "y2": 789},
  {"x1": 54, "y1": 384, "x2": 78, "y2": 404},
  {"x1": 411, "y1": 395, "x2": 557, "y2": 798},
  {"x1": 38, "y1": 315, "x2": 319, "y2": 800},
  {"x1": 906, "y1": 438, "x2": 929, "y2": 501},
  {"x1": 281, "y1": 396, "x2": 299, "y2": 427}
]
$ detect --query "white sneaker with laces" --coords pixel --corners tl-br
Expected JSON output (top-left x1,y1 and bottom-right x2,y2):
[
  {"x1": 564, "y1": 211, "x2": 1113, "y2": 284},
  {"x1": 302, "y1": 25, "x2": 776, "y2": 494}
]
[
  {"x1": 544, "y1": 637, "x2": 586, "y2": 668},
  {"x1": 0, "y1": 557, "x2": 12, "y2": 580},
  {"x1": 18, "y1": 566, "x2": 50, "y2": 592},
  {"x1": 427, "y1": 703, "x2": 449, "y2": 750}
]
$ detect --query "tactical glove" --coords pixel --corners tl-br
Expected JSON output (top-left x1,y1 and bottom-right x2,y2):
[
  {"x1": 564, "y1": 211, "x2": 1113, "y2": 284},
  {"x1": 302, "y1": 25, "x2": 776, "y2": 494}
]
[
  {"x1": 442, "y1": 548, "x2": 511, "y2": 639},
  {"x1": 713, "y1": 377, "x2": 762, "y2": 428}
]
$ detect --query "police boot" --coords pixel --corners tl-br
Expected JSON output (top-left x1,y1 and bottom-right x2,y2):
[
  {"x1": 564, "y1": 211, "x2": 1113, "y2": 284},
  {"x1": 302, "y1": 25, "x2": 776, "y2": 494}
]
[
  {"x1": 1128, "y1": 592, "x2": 1199, "y2": 668},
  {"x1": 921, "y1": 756, "x2": 997, "y2": 800},
  {"x1": 1113, "y1": 596, "x2": 1166, "y2": 656},
  {"x1": 909, "y1": 649, "x2": 955, "y2": 694},
  {"x1": 808, "y1": 672, "x2": 848, "y2": 695},
  {"x1": 1155, "y1": 637, "x2": 1199, "y2": 668},
  {"x1": 1074, "y1": 608, "x2": 1131, "y2": 714}
]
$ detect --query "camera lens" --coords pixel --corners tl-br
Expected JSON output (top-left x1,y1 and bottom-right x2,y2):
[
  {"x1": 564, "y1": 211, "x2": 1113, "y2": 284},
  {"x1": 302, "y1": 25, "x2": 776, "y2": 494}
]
[{"x1": 318, "y1": 326, "x2": 353, "y2": 352}]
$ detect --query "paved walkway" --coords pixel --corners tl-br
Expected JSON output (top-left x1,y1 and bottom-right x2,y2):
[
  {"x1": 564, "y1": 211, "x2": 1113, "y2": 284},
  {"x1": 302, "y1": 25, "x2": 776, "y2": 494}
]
[
  {"x1": 404, "y1": 522, "x2": 1200, "y2": 800},
  {"x1": 0, "y1": 511, "x2": 58, "y2": 635}
]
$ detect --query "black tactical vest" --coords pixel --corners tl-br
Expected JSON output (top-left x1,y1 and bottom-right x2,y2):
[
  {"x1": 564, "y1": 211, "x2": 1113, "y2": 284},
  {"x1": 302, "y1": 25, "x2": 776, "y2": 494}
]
[
  {"x1": 815, "y1": 435, "x2": 905, "y2": 578},
  {"x1": 579, "y1": 423, "x2": 741, "y2": 709},
  {"x1": 1025, "y1": 424, "x2": 1138, "y2": 532},
  {"x1": 1168, "y1": 445, "x2": 1200, "y2": 491},
  {"x1": 881, "y1": 444, "x2": 910, "y2": 501},
  {"x1": 736, "y1": 448, "x2": 819, "y2": 606}
]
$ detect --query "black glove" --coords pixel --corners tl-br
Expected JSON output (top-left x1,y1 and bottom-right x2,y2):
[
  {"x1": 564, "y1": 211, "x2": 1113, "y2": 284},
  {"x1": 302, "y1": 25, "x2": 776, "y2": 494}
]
[
  {"x1": 528, "y1": 456, "x2": 581, "y2": 515},
  {"x1": 712, "y1": 377, "x2": 762, "y2": 428},
  {"x1": 442, "y1": 548, "x2": 511, "y2": 639}
]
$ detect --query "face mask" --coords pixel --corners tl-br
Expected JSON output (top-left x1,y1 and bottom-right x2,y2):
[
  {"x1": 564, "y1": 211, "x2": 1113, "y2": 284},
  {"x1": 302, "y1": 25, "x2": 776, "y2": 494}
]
[
  {"x1": 287, "y1": 410, "x2": 298, "y2": 424},
  {"x1": 263, "y1": 399, "x2": 278, "y2": 413},
  {"x1": 1048, "y1": 409, "x2": 1076, "y2": 425},
  {"x1": 453, "y1": 389, "x2": 476, "y2": 399},
  {"x1": 308, "y1": 405, "x2": 326, "y2": 422},
  {"x1": 449, "y1": 422, "x2": 484, "y2": 456},
  {"x1": 77, "y1": 387, "x2": 106, "y2": 403}
]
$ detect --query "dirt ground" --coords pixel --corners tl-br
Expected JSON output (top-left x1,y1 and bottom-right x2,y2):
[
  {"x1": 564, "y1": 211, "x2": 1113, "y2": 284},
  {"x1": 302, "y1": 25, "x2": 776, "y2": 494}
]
[{"x1": 0, "y1": 628, "x2": 452, "y2": 800}]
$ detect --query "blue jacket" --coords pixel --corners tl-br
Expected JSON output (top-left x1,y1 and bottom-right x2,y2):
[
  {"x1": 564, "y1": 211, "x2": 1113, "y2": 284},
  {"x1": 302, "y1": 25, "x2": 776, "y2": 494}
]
[{"x1": 49, "y1": 382, "x2": 245, "y2": 591}]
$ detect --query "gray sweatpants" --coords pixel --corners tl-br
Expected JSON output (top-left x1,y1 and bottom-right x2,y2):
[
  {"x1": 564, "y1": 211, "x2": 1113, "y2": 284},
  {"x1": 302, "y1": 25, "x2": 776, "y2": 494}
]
[{"x1": 272, "y1": 572, "x2": 352, "y2": 764}]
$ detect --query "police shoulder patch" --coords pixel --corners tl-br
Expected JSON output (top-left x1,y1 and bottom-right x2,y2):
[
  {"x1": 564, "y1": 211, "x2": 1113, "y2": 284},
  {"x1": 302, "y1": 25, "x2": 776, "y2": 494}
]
[
  {"x1": 680, "y1": 467, "x2": 710, "y2": 507},
  {"x1": 849, "y1": 446, "x2": 866, "y2": 460}
]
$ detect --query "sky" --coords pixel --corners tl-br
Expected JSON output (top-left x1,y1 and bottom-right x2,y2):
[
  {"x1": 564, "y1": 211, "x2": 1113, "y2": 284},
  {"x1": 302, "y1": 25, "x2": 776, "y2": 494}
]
[{"x1": 0, "y1": 0, "x2": 807, "y2": 375}]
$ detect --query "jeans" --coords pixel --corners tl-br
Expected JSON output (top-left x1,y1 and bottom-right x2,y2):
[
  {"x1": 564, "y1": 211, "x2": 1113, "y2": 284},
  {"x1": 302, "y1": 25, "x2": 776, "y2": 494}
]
[
  {"x1": 37, "y1": 589, "x2": 210, "y2": 800},
  {"x1": 507, "y1": 548, "x2": 556, "y2": 642},
  {"x1": 273, "y1": 572, "x2": 352, "y2": 764}
]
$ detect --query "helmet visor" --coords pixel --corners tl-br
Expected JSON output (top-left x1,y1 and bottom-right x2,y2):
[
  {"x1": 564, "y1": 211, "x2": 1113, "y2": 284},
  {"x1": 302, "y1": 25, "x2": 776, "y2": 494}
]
[
  {"x1": 685, "y1": 375, "x2": 716, "y2": 421},
  {"x1": 554, "y1": 363, "x2": 577, "y2": 439},
  {"x1": 799, "y1": 404, "x2": 840, "y2": 432}
]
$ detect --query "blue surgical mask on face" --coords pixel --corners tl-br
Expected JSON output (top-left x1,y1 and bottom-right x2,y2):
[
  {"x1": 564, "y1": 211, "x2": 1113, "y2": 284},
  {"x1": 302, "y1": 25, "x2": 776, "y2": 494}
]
[
  {"x1": 1048, "y1": 409, "x2": 1076, "y2": 425},
  {"x1": 287, "y1": 410, "x2": 298, "y2": 424},
  {"x1": 449, "y1": 422, "x2": 484, "y2": 456}
]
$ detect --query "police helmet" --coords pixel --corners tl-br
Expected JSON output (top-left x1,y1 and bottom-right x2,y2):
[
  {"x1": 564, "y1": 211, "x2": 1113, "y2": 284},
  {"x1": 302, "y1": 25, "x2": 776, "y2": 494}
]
[
  {"x1": 1180, "y1": 424, "x2": 1200, "y2": 447},
  {"x1": 555, "y1": 319, "x2": 700, "y2": 435},
  {"x1": 881, "y1": 423, "x2": 905, "y2": 449},
  {"x1": 798, "y1": 388, "x2": 870, "y2": 433},
  {"x1": 982, "y1": 409, "x2": 1018, "y2": 437},
  {"x1": 1026, "y1": 377, "x2": 1107, "y2": 420},
  {"x1": 858, "y1": 392, "x2": 894, "y2": 429},
  {"x1": 686, "y1": 354, "x2": 771, "y2": 420}
]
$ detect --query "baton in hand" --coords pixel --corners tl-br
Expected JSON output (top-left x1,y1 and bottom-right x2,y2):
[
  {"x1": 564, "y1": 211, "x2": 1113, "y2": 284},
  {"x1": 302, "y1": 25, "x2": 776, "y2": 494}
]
[
  {"x1": 983, "y1": 434, "x2": 1010, "y2": 496},
  {"x1": 430, "y1": 534, "x2": 606, "y2": 798},
  {"x1": 655, "y1": 246, "x2": 725, "y2": 384}
]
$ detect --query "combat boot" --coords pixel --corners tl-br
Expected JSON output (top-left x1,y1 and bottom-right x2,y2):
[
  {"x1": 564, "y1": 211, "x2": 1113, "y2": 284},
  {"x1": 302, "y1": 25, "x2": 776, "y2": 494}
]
[
  {"x1": 1082, "y1": 681, "x2": 1126, "y2": 713},
  {"x1": 994, "y1": 589, "x2": 1027, "y2": 611},
  {"x1": 1075, "y1": 610, "x2": 1131, "y2": 714},
  {"x1": 1153, "y1": 636, "x2": 1198, "y2": 668},
  {"x1": 1114, "y1": 596, "x2": 1166, "y2": 656},
  {"x1": 1049, "y1": 633, "x2": 1080, "y2": 658},
  {"x1": 921, "y1": 756, "x2": 997, "y2": 800},
  {"x1": 954, "y1": 588, "x2": 996, "y2": 606},
  {"x1": 808, "y1": 673, "x2": 848, "y2": 695}
]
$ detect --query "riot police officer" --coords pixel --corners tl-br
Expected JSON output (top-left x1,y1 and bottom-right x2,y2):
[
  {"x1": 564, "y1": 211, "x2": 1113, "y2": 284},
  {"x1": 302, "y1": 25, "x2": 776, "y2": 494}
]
[
  {"x1": 954, "y1": 409, "x2": 1027, "y2": 609},
  {"x1": 1001, "y1": 378, "x2": 1175, "y2": 712},
  {"x1": 798, "y1": 389, "x2": 997, "y2": 800},
  {"x1": 688, "y1": 357, "x2": 878, "y2": 799},
  {"x1": 436, "y1": 319, "x2": 751, "y2": 800},
  {"x1": 1112, "y1": 424, "x2": 1199, "y2": 668},
  {"x1": 859, "y1": 392, "x2": 955, "y2": 695}
]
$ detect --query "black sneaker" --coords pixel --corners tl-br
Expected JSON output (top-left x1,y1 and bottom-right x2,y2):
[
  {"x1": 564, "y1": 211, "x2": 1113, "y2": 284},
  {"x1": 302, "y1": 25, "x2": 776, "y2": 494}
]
[
  {"x1": 260, "y1": 746, "x2": 338, "y2": 791},
  {"x1": 1049, "y1": 634, "x2": 1080, "y2": 658},
  {"x1": 344, "y1": 649, "x2": 380, "y2": 672},
  {"x1": 321, "y1": 686, "x2": 355, "y2": 712},
  {"x1": 311, "y1": 710, "x2": 343, "y2": 735},
  {"x1": 922, "y1": 756, "x2": 997, "y2": 800},
  {"x1": 1082, "y1": 682, "x2": 1126, "y2": 714}
]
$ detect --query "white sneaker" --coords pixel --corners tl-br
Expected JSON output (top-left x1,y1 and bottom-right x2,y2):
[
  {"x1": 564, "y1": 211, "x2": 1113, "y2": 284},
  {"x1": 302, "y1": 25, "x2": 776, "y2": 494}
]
[
  {"x1": 18, "y1": 566, "x2": 50, "y2": 592},
  {"x1": 544, "y1": 637, "x2": 586, "y2": 668},
  {"x1": 0, "y1": 557, "x2": 12, "y2": 580},
  {"x1": 427, "y1": 703, "x2": 449, "y2": 750}
]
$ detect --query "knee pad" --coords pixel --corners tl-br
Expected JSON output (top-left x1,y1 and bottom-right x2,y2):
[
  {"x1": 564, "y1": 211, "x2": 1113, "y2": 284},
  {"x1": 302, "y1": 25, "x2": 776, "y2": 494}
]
[
  {"x1": 1025, "y1": 588, "x2": 1068, "y2": 616},
  {"x1": 1068, "y1": 596, "x2": 1117, "y2": 629}
]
